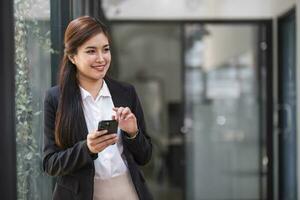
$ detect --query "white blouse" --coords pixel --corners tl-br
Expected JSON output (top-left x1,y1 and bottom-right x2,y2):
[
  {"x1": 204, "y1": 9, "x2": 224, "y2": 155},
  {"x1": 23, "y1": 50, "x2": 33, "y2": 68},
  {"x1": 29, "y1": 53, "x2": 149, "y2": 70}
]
[{"x1": 80, "y1": 81, "x2": 128, "y2": 180}]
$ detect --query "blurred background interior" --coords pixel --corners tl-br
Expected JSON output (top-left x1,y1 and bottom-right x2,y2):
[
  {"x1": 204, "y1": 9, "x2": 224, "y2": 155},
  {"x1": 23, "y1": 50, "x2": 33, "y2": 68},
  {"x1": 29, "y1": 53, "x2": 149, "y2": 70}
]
[{"x1": 1, "y1": 0, "x2": 299, "y2": 199}]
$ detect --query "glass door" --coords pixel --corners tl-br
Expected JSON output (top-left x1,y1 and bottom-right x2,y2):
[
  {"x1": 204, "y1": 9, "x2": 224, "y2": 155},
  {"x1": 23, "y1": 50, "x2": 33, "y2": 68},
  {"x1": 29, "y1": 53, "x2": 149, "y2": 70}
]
[
  {"x1": 111, "y1": 23, "x2": 184, "y2": 199},
  {"x1": 183, "y1": 24, "x2": 268, "y2": 200},
  {"x1": 111, "y1": 22, "x2": 272, "y2": 200}
]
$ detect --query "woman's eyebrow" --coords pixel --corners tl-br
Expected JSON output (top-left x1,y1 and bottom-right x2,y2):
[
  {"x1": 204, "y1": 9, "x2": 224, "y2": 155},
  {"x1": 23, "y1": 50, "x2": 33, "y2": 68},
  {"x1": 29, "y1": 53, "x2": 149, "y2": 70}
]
[
  {"x1": 84, "y1": 44, "x2": 109, "y2": 49},
  {"x1": 85, "y1": 46, "x2": 96, "y2": 49}
]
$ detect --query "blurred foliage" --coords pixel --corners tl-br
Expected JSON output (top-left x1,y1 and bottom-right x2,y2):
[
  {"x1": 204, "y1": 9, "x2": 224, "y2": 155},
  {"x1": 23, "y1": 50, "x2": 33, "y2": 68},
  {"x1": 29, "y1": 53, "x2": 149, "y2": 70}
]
[{"x1": 14, "y1": 0, "x2": 52, "y2": 199}]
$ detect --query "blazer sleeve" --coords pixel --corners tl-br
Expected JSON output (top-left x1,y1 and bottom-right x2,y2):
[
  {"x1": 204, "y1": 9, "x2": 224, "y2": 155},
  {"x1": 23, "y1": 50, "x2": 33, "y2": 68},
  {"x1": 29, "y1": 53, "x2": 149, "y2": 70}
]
[
  {"x1": 42, "y1": 89, "x2": 97, "y2": 176},
  {"x1": 122, "y1": 85, "x2": 152, "y2": 166}
]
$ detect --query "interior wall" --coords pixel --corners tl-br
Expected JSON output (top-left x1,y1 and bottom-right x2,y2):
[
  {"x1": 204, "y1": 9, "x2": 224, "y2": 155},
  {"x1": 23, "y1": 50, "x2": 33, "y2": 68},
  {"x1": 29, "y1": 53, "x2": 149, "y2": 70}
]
[
  {"x1": 272, "y1": 0, "x2": 296, "y2": 16},
  {"x1": 103, "y1": 0, "x2": 273, "y2": 19},
  {"x1": 203, "y1": 25, "x2": 256, "y2": 71}
]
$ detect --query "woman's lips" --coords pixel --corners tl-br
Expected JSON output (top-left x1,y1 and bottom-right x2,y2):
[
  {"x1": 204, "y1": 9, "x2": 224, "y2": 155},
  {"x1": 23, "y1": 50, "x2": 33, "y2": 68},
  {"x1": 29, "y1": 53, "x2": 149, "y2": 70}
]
[{"x1": 92, "y1": 65, "x2": 105, "y2": 70}]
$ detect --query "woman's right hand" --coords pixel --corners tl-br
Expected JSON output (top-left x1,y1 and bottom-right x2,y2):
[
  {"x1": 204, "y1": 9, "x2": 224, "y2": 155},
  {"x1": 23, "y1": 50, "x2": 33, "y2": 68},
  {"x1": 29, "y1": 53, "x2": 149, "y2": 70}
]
[{"x1": 87, "y1": 130, "x2": 118, "y2": 154}]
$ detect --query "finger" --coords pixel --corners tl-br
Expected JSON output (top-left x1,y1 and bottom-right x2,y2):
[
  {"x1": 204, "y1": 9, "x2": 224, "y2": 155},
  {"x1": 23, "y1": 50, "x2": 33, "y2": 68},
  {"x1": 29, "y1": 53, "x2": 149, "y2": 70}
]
[
  {"x1": 88, "y1": 132, "x2": 100, "y2": 140},
  {"x1": 113, "y1": 107, "x2": 124, "y2": 120},
  {"x1": 93, "y1": 133, "x2": 118, "y2": 145},
  {"x1": 89, "y1": 134, "x2": 117, "y2": 148},
  {"x1": 88, "y1": 136, "x2": 118, "y2": 153},
  {"x1": 87, "y1": 131, "x2": 108, "y2": 148},
  {"x1": 98, "y1": 129, "x2": 109, "y2": 136},
  {"x1": 121, "y1": 107, "x2": 131, "y2": 114},
  {"x1": 124, "y1": 113, "x2": 136, "y2": 121},
  {"x1": 120, "y1": 107, "x2": 131, "y2": 119},
  {"x1": 94, "y1": 136, "x2": 119, "y2": 150},
  {"x1": 88, "y1": 130, "x2": 108, "y2": 139}
]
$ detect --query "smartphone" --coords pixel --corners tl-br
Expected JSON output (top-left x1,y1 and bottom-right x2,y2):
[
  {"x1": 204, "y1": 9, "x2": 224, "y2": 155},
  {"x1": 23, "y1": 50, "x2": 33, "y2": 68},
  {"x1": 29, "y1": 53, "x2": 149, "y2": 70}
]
[{"x1": 97, "y1": 120, "x2": 118, "y2": 134}]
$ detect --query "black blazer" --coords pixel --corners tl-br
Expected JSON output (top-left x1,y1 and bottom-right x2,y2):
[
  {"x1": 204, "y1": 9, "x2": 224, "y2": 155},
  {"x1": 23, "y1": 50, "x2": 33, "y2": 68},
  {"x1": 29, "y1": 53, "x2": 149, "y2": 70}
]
[{"x1": 43, "y1": 77, "x2": 153, "y2": 200}]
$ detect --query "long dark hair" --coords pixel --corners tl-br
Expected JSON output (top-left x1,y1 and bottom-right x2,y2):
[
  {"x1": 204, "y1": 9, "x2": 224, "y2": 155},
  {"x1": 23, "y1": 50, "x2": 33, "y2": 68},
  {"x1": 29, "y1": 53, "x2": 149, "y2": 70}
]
[{"x1": 55, "y1": 16, "x2": 110, "y2": 148}]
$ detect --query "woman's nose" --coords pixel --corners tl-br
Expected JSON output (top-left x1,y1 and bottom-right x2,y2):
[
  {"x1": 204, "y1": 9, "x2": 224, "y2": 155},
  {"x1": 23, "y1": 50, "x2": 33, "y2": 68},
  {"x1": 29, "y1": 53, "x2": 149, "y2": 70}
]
[{"x1": 96, "y1": 53, "x2": 104, "y2": 62}]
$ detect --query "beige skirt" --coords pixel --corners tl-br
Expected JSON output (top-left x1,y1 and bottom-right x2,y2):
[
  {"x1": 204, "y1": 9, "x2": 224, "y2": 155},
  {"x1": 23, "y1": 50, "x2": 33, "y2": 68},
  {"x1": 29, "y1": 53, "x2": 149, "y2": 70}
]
[{"x1": 93, "y1": 171, "x2": 139, "y2": 200}]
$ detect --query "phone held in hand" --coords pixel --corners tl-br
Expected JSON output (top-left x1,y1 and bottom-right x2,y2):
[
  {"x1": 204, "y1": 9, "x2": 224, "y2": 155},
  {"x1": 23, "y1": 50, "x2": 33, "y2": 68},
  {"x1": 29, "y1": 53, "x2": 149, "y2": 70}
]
[{"x1": 98, "y1": 120, "x2": 118, "y2": 134}]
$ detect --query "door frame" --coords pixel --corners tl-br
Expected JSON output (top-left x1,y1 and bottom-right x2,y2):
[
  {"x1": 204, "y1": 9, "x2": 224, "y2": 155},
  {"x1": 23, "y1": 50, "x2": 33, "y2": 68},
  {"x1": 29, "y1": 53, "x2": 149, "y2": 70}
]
[
  {"x1": 0, "y1": 0, "x2": 16, "y2": 199},
  {"x1": 277, "y1": 7, "x2": 297, "y2": 200}
]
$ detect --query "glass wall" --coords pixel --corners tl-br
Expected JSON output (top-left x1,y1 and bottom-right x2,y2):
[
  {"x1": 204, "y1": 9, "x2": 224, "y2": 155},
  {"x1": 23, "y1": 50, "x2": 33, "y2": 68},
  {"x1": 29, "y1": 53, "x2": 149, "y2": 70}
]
[
  {"x1": 112, "y1": 22, "x2": 267, "y2": 200},
  {"x1": 14, "y1": 0, "x2": 52, "y2": 199},
  {"x1": 184, "y1": 24, "x2": 262, "y2": 200}
]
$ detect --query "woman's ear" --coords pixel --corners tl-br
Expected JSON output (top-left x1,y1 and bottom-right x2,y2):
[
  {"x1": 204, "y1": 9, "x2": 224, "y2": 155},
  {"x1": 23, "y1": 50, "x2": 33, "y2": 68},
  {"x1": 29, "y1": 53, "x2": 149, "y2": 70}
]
[{"x1": 68, "y1": 55, "x2": 76, "y2": 65}]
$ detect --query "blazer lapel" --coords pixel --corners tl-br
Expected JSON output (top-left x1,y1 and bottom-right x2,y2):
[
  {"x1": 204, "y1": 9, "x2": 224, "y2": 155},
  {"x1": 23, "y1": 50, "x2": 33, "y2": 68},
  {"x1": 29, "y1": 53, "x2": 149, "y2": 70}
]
[{"x1": 105, "y1": 77, "x2": 127, "y2": 108}]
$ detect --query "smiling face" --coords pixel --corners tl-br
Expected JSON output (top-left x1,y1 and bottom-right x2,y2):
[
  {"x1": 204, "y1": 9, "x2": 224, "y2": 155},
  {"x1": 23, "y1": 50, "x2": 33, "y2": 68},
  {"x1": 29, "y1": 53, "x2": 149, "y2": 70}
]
[{"x1": 70, "y1": 32, "x2": 111, "y2": 85}]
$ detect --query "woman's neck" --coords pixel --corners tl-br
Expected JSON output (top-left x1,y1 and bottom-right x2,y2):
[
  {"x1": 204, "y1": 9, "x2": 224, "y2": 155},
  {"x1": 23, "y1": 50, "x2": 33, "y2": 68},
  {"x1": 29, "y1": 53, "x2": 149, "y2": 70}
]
[{"x1": 79, "y1": 78, "x2": 104, "y2": 99}]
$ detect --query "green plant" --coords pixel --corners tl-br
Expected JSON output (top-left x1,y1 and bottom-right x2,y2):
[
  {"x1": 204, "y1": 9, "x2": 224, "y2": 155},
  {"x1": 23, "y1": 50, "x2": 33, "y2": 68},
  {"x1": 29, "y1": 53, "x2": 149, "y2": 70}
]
[{"x1": 14, "y1": 0, "x2": 52, "y2": 199}]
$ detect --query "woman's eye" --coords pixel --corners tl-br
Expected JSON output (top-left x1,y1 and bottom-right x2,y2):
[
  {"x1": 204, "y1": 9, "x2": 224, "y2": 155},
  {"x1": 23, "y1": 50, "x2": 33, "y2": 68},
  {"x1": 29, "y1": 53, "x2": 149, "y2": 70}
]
[
  {"x1": 104, "y1": 47, "x2": 110, "y2": 52},
  {"x1": 86, "y1": 50, "x2": 95, "y2": 54}
]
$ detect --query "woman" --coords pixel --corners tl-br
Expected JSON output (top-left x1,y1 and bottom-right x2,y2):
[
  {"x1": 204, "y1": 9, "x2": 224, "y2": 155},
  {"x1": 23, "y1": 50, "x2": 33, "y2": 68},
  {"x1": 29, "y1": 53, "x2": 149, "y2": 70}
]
[{"x1": 43, "y1": 16, "x2": 153, "y2": 200}]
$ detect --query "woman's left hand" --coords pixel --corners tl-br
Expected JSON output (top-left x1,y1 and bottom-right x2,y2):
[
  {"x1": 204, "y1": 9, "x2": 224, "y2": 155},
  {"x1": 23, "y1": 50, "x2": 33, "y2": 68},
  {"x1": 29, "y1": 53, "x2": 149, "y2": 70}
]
[{"x1": 113, "y1": 107, "x2": 138, "y2": 137}]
